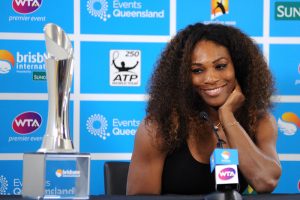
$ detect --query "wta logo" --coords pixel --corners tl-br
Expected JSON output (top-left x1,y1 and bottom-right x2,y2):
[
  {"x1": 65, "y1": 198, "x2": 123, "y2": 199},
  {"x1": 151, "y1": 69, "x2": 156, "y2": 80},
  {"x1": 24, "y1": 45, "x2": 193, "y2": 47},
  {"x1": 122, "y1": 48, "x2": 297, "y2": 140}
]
[
  {"x1": 0, "y1": 50, "x2": 15, "y2": 74},
  {"x1": 278, "y1": 112, "x2": 300, "y2": 136},
  {"x1": 12, "y1": 111, "x2": 42, "y2": 134},
  {"x1": 12, "y1": 0, "x2": 43, "y2": 14},
  {"x1": 218, "y1": 167, "x2": 236, "y2": 180},
  {"x1": 211, "y1": 0, "x2": 229, "y2": 20}
]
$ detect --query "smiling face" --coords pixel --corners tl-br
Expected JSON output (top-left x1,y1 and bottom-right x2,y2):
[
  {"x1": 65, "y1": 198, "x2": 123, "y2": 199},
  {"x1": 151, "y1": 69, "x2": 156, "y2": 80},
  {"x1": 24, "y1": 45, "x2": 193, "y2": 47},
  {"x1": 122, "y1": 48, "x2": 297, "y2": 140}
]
[{"x1": 191, "y1": 40, "x2": 236, "y2": 108}]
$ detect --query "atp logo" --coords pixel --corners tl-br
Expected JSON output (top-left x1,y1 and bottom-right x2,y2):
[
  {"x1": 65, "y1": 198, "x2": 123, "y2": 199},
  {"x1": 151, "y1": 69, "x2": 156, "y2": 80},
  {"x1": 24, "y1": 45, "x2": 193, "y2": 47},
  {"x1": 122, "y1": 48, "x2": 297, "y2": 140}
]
[
  {"x1": 12, "y1": 111, "x2": 42, "y2": 134},
  {"x1": 12, "y1": 0, "x2": 43, "y2": 14},
  {"x1": 87, "y1": 0, "x2": 111, "y2": 21},
  {"x1": 0, "y1": 175, "x2": 8, "y2": 195},
  {"x1": 277, "y1": 112, "x2": 300, "y2": 136},
  {"x1": 211, "y1": 0, "x2": 229, "y2": 20},
  {"x1": 110, "y1": 50, "x2": 141, "y2": 87},
  {"x1": 0, "y1": 50, "x2": 15, "y2": 74},
  {"x1": 86, "y1": 114, "x2": 110, "y2": 140}
]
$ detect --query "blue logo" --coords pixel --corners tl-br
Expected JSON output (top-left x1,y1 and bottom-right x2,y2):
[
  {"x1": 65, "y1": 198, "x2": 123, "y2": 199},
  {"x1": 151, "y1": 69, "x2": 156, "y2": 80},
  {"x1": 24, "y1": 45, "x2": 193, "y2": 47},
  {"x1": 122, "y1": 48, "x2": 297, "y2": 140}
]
[
  {"x1": 86, "y1": 114, "x2": 110, "y2": 140},
  {"x1": 87, "y1": 0, "x2": 111, "y2": 21},
  {"x1": 0, "y1": 175, "x2": 9, "y2": 195}
]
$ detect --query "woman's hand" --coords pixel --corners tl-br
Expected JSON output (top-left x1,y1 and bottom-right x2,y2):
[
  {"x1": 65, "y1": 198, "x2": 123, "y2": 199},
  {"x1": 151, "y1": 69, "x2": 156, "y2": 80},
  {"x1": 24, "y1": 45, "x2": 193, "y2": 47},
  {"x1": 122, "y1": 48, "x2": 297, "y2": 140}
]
[{"x1": 219, "y1": 80, "x2": 245, "y2": 113}]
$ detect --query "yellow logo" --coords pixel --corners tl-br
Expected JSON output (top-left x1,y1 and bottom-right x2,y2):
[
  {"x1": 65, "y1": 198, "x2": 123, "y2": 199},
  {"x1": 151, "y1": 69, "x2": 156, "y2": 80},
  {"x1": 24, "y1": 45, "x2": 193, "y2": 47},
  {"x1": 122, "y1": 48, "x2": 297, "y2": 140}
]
[{"x1": 211, "y1": 0, "x2": 229, "y2": 20}]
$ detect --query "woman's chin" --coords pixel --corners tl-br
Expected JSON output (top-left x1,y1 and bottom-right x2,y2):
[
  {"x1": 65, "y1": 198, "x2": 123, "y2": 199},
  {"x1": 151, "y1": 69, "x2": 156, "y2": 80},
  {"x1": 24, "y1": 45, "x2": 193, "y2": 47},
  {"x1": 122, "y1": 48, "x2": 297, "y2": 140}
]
[{"x1": 204, "y1": 99, "x2": 224, "y2": 109}]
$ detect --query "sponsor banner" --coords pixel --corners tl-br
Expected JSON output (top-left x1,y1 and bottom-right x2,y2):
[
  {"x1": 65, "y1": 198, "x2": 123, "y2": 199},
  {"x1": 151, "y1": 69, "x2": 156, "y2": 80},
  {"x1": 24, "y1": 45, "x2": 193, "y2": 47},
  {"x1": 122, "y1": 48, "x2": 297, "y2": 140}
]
[
  {"x1": 270, "y1": 0, "x2": 300, "y2": 36},
  {"x1": 0, "y1": 40, "x2": 74, "y2": 93},
  {"x1": 269, "y1": 44, "x2": 300, "y2": 95},
  {"x1": 80, "y1": 101, "x2": 145, "y2": 153},
  {"x1": 81, "y1": 0, "x2": 170, "y2": 35},
  {"x1": 0, "y1": 100, "x2": 73, "y2": 153},
  {"x1": 0, "y1": 40, "x2": 47, "y2": 93},
  {"x1": 0, "y1": 161, "x2": 23, "y2": 195},
  {"x1": 274, "y1": 161, "x2": 300, "y2": 193},
  {"x1": 0, "y1": 0, "x2": 74, "y2": 33},
  {"x1": 176, "y1": 0, "x2": 263, "y2": 36},
  {"x1": 80, "y1": 41, "x2": 165, "y2": 94},
  {"x1": 272, "y1": 103, "x2": 300, "y2": 154}
]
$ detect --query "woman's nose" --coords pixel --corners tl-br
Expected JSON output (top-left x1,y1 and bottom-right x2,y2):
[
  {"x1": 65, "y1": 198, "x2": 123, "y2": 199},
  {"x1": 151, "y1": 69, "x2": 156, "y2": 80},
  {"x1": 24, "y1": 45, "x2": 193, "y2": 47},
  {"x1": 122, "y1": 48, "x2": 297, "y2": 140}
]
[{"x1": 204, "y1": 70, "x2": 218, "y2": 83}]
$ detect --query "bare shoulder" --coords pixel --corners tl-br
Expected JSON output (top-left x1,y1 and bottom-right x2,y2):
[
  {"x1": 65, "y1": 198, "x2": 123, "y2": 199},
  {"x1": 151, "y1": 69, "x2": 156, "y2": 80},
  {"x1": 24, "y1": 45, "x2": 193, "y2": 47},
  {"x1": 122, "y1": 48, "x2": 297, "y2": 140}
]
[{"x1": 133, "y1": 119, "x2": 165, "y2": 157}]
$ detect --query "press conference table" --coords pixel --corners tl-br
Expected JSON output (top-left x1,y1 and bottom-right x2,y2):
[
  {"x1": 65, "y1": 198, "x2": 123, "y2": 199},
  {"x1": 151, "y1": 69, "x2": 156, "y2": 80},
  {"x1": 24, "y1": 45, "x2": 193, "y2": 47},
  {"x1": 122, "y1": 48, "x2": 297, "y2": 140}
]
[{"x1": 1, "y1": 194, "x2": 300, "y2": 200}]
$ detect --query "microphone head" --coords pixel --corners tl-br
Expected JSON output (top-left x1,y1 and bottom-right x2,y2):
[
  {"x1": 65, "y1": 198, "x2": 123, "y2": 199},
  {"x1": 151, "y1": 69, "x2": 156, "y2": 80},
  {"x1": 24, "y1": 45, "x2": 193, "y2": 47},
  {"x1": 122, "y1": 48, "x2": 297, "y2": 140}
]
[{"x1": 200, "y1": 111, "x2": 208, "y2": 121}]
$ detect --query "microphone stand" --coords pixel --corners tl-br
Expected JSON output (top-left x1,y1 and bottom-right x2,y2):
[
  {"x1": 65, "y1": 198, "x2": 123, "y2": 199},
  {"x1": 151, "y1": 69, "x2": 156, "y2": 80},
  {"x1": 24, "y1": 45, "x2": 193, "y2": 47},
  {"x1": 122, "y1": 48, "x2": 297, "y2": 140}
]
[
  {"x1": 212, "y1": 125, "x2": 226, "y2": 148},
  {"x1": 200, "y1": 112, "x2": 243, "y2": 200},
  {"x1": 199, "y1": 111, "x2": 226, "y2": 148},
  {"x1": 204, "y1": 190, "x2": 243, "y2": 200}
]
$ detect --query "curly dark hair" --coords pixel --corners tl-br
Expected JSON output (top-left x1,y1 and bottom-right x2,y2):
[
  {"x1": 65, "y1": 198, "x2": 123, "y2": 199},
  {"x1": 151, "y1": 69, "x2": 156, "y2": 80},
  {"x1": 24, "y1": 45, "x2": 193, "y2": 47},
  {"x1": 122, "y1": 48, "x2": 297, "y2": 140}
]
[{"x1": 146, "y1": 23, "x2": 275, "y2": 152}]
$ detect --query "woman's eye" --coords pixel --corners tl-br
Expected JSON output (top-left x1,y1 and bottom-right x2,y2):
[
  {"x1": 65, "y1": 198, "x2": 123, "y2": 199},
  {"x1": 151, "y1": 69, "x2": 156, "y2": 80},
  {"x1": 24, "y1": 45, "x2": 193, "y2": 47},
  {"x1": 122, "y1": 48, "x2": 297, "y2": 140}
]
[
  {"x1": 191, "y1": 68, "x2": 203, "y2": 73},
  {"x1": 216, "y1": 64, "x2": 227, "y2": 69}
]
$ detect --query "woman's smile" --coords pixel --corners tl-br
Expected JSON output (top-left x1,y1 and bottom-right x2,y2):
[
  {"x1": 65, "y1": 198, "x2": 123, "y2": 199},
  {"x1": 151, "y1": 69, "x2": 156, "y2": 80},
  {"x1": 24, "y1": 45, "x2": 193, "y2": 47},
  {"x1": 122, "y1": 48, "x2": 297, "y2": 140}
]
[{"x1": 201, "y1": 86, "x2": 224, "y2": 97}]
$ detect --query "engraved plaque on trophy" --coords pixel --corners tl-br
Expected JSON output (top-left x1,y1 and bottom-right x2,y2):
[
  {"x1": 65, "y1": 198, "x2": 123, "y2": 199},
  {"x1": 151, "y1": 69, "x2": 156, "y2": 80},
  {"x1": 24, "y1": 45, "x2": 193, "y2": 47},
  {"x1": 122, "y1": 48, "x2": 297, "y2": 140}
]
[{"x1": 22, "y1": 23, "x2": 90, "y2": 199}]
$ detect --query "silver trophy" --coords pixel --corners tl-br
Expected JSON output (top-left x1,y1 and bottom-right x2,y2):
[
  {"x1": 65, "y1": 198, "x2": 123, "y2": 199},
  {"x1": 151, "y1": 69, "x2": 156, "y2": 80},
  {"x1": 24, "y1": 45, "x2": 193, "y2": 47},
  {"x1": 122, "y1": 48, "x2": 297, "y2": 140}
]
[
  {"x1": 38, "y1": 23, "x2": 74, "y2": 153},
  {"x1": 22, "y1": 24, "x2": 90, "y2": 199}
]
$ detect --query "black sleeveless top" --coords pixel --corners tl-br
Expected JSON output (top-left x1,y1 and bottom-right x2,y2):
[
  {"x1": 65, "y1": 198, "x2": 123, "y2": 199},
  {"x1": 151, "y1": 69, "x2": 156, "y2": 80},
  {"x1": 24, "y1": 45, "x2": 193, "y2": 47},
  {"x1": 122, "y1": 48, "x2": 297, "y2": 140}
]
[{"x1": 161, "y1": 142, "x2": 248, "y2": 194}]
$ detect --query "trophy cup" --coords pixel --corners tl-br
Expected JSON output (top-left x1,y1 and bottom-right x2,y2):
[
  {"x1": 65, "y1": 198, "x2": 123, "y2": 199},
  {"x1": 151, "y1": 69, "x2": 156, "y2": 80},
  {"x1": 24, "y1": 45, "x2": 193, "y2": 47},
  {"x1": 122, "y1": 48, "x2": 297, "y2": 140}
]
[{"x1": 22, "y1": 23, "x2": 90, "y2": 199}]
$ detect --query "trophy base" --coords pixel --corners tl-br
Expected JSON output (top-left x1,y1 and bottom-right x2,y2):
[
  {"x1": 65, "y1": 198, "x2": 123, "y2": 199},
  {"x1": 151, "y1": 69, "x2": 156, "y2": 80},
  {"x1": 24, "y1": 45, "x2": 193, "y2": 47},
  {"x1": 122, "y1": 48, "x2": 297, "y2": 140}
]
[{"x1": 22, "y1": 152, "x2": 90, "y2": 199}]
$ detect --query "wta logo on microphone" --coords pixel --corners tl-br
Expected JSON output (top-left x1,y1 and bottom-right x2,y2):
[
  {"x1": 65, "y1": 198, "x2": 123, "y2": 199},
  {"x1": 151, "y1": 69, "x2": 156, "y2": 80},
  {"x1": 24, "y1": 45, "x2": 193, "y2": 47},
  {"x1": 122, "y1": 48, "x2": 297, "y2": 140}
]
[
  {"x1": 216, "y1": 165, "x2": 238, "y2": 184},
  {"x1": 218, "y1": 166, "x2": 237, "y2": 180},
  {"x1": 210, "y1": 149, "x2": 239, "y2": 185}
]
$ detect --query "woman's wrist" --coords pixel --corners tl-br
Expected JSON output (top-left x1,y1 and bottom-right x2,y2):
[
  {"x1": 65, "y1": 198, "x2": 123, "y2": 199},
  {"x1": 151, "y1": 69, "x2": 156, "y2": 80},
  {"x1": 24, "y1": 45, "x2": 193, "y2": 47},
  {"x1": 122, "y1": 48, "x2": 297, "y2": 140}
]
[
  {"x1": 218, "y1": 106, "x2": 233, "y2": 121},
  {"x1": 222, "y1": 121, "x2": 239, "y2": 129}
]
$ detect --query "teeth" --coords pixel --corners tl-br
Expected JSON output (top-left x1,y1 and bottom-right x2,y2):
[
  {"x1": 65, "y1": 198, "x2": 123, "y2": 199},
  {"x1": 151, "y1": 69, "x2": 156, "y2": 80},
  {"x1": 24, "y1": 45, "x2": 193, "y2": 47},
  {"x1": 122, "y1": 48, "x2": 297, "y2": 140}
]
[{"x1": 204, "y1": 87, "x2": 221, "y2": 96}]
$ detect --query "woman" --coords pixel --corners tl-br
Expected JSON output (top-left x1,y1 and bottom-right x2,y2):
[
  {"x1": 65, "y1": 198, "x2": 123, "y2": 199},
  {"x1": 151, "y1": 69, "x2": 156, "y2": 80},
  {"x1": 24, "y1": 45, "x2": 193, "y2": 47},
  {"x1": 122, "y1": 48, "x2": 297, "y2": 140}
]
[{"x1": 126, "y1": 23, "x2": 281, "y2": 195}]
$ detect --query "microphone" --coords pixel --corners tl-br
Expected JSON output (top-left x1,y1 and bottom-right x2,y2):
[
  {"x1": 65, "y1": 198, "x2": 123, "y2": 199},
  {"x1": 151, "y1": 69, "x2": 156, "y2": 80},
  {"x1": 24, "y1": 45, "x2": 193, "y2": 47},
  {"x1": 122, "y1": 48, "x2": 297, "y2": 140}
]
[
  {"x1": 200, "y1": 112, "x2": 242, "y2": 200},
  {"x1": 205, "y1": 148, "x2": 243, "y2": 200},
  {"x1": 210, "y1": 149, "x2": 240, "y2": 192},
  {"x1": 199, "y1": 111, "x2": 226, "y2": 148}
]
